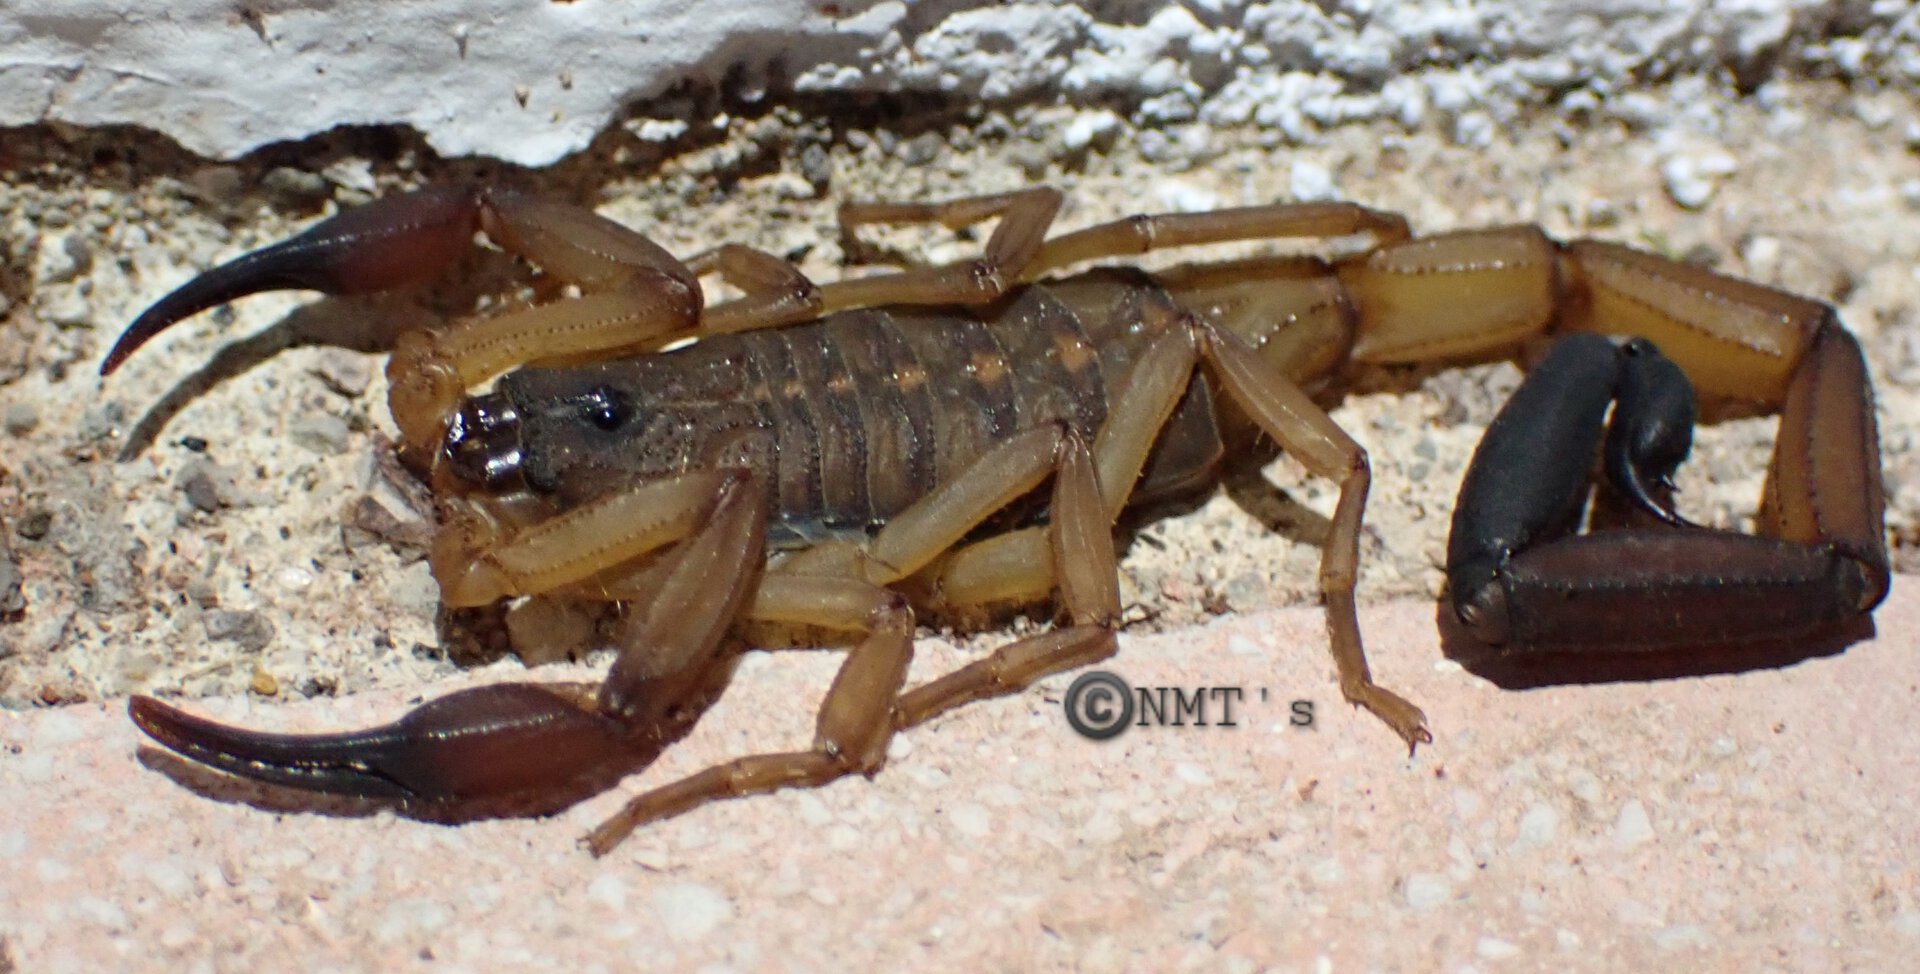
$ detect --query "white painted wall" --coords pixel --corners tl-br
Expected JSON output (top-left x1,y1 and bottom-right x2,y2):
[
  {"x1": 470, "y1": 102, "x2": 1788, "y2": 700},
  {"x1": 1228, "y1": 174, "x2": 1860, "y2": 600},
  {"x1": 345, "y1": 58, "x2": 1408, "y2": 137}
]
[{"x1": 4, "y1": 1, "x2": 1912, "y2": 164}]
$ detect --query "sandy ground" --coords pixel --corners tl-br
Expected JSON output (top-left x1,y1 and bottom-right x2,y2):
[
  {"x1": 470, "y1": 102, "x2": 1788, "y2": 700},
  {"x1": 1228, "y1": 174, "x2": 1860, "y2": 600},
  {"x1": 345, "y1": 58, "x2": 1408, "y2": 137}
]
[{"x1": 1, "y1": 73, "x2": 1918, "y2": 972}]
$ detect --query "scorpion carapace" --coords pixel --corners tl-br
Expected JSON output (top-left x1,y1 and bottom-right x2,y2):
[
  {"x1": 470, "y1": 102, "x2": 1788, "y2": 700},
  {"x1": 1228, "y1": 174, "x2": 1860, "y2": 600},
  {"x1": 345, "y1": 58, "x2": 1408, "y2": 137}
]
[{"x1": 106, "y1": 185, "x2": 1888, "y2": 854}]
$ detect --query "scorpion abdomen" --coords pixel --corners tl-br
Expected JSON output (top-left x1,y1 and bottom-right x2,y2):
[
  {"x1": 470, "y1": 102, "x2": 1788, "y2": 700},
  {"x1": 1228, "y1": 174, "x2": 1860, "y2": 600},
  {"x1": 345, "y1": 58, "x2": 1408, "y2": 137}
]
[{"x1": 488, "y1": 269, "x2": 1223, "y2": 543}]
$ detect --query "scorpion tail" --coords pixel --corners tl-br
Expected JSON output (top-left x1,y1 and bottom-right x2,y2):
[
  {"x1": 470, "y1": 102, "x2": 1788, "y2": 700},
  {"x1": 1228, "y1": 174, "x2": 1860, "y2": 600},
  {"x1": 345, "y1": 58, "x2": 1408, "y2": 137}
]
[
  {"x1": 129, "y1": 682, "x2": 642, "y2": 811},
  {"x1": 101, "y1": 186, "x2": 484, "y2": 375}
]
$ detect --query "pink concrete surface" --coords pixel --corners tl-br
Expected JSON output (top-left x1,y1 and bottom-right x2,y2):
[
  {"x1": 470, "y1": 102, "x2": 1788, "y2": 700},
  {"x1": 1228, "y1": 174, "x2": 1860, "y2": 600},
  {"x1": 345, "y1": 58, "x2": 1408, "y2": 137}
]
[{"x1": 5, "y1": 581, "x2": 1919, "y2": 972}]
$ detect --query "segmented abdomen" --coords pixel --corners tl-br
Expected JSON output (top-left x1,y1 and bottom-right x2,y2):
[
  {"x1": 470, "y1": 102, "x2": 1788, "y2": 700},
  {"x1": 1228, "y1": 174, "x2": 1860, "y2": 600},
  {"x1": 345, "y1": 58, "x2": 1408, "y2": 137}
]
[
  {"x1": 731, "y1": 269, "x2": 1193, "y2": 543},
  {"x1": 498, "y1": 268, "x2": 1216, "y2": 546}
]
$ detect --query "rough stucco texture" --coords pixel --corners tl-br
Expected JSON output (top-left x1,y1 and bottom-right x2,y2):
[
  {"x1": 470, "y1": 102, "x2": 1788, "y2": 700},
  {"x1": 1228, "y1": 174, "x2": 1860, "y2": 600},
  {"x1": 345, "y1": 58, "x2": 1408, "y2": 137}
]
[{"x1": 5, "y1": 0, "x2": 1917, "y2": 164}]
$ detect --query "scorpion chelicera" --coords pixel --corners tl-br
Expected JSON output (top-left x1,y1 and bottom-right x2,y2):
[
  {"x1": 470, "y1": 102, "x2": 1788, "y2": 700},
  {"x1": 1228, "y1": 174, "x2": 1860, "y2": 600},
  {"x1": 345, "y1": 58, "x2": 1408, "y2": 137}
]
[{"x1": 104, "y1": 186, "x2": 1888, "y2": 855}]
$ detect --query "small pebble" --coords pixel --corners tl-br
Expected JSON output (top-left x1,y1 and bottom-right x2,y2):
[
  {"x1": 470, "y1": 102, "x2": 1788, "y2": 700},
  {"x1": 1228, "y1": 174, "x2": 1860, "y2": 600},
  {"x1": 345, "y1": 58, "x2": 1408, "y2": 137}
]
[
  {"x1": 185, "y1": 579, "x2": 219, "y2": 607},
  {"x1": 205, "y1": 609, "x2": 275, "y2": 651},
  {"x1": 1476, "y1": 937, "x2": 1521, "y2": 960},
  {"x1": 0, "y1": 548, "x2": 24, "y2": 618},
  {"x1": 1517, "y1": 803, "x2": 1559, "y2": 846},
  {"x1": 348, "y1": 494, "x2": 433, "y2": 550},
  {"x1": 15, "y1": 508, "x2": 52, "y2": 541},
  {"x1": 1613, "y1": 799, "x2": 1653, "y2": 847},
  {"x1": 885, "y1": 733, "x2": 913, "y2": 761},
  {"x1": 32, "y1": 230, "x2": 90, "y2": 285},
  {"x1": 4, "y1": 403, "x2": 39, "y2": 436},
  {"x1": 1661, "y1": 147, "x2": 1738, "y2": 209},
  {"x1": 798, "y1": 142, "x2": 832, "y2": 193},
  {"x1": 184, "y1": 165, "x2": 247, "y2": 207},
  {"x1": 290, "y1": 414, "x2": 351, "y2": 454},
  {"x1": 261, "y1": 167, "x2": 332, "y2": 208},
  {"x1": 249, "y1": 666, "x2": 279, "y2": 696},
  {"x1": 1061, "y1": 109, "x2": 1121, "y2": 152},
  {"x1": 1289, "y1": 159, "x2": 1337, "y2": 201},
  {"x1": 651, "y1": 881, "x2": 733, "y2": 943},
  {"x1": 1652, "y1": 924, "x2": 1713, "y2": 950},
  {"x1": 308, "y1": 351, "x2": 374, "y2": 398},
  {"x1": 1405, "y1": 872, "x2": 1451, "y2": 910},
  {"x1": 900, "y1": 132, "x2": 943, "y2": 166},
  {"x1": 177, "y1": 462, "x2": 257, "y2": 510},
  {"x1": 39, "y1": 288, "x2": 92, "y2": 328},
  {"x1": 182, "y1": 470, "x2": 224, "y2": 513},
  {"x1": 502, "y1": 596, "x2": 598, "y2": 665},
  {"x1": 946, "y1": 802, "x2": 990, "y2": 838},
  {"x1": 586, "y1": 873, "x2": 629, "y2": 912},
  {"x1": 628, "y1": 118, "x2": 689, "y2": 142}
]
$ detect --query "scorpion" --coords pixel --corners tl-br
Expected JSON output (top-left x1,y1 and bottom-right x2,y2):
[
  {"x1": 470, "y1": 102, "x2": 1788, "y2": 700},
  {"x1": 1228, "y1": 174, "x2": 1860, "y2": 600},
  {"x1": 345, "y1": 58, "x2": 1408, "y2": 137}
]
[{"x1": 103, "y1": 185, "x2": 1888, "y2": 855}]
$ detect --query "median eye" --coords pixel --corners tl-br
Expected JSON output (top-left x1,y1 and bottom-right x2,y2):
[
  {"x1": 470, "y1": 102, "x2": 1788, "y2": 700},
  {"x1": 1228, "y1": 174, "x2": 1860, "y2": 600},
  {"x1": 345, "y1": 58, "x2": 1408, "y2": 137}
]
[{"x1": 581, "y1": 385, "x2": 632, "y2": 432}]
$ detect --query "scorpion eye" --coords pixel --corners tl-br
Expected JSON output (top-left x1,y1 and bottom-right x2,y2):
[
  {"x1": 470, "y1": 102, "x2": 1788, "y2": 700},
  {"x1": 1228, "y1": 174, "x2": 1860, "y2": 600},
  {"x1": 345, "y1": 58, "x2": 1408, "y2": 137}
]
[{"x1": 581, "y1": 385, "x2": 633, "y2": 432}]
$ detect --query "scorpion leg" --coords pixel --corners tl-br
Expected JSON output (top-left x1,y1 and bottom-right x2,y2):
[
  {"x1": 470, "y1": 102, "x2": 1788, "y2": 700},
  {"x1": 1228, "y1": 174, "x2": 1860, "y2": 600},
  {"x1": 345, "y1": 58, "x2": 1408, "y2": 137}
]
[
  {"x1": 683, "y1": 243, "x2": 825, "y2": 333},
  {"x1": 591, "y1": 187, "x2": 1067, "y2": 340},
  {"x1": 819, "y1": 193, "x2": 1412, "y2": 316},
  {"x1": 131, "y1": 467, "x2": 764, "y2": 814},
  {"x1": 911, "y1": 317, "x2": 1431, "y2": 748},
  {"x1": 1203, "y1": 318, "x2": 1428, "y2": 746},
  {"x1": 583, "y1": 572, "x2": 915, "y2": 855},
  {"x1": 677, "y1": 186, "x2": 1234, "y2": 338},
  {"x1": 813, "y1": 187, "x2": 1065, "y2": 310},
  {"x1": 892, "y1": 427, "x2": 1122, "y2": 728},
  {"x1": 586, "y1": 423, "x2": 1118, "y2": 851},
  {"x1": 1024, "y1": 201, "x2": 1412, "y2": 279}
]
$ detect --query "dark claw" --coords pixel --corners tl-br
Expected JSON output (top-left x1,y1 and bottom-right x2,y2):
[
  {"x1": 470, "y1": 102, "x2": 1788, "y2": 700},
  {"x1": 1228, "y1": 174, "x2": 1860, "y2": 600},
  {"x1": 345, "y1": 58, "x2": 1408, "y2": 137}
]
[
  {"x1": 102, "y1": 186, "x2": 484, "y2": 375},
  {"x1": 1605, "y1": 338, "x2": 1699, "y2": 529},
  {"x1": 1446, "y1": 332, "x2": 1620, "y2": 614},
  {"x1": 1448, "y1": 334, "x2": 1710, "y2": 642},
  {"x1": 1449, "y1": 334, "x2": 1706, "y2": 624},
  {"x1": 1447, "y1": 332, "x2": 1878, "y2": 654},
  {"x1": 129, "y1": 682, "x2": 635, "y2": 804}
]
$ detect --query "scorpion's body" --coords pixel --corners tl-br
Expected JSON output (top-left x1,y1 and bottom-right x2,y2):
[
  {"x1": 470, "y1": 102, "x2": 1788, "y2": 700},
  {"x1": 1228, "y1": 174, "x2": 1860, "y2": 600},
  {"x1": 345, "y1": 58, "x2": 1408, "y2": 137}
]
[
  {"x1": 106, "y1": 185, "x2": 1887, "y2": 855},
  {"x1": 481, "y1": 268, "x2": 1239, "y2": 549}
]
